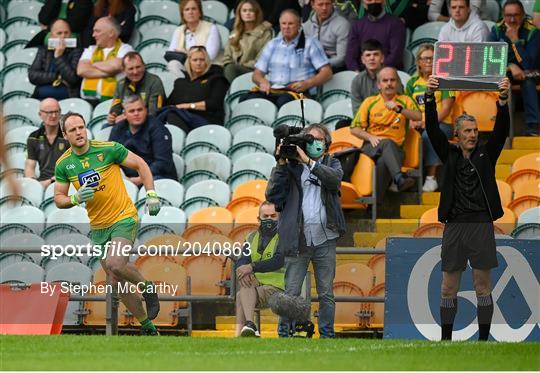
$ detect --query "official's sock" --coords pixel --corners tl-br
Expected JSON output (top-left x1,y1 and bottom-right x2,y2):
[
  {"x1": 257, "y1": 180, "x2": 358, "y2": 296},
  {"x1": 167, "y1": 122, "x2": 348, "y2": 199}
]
[
  {"x1": 440, "y1": 297, "x2": 457, "y2": 341},
  {"x1": 477, "y1": 294, "x2": 493, "y2": 341},
  {"x1": 140, "y1": 318, "x2": 157, "y2": 331},
  {"x1": 138, "y1": 280, "x2": 153, "y2": 293}
]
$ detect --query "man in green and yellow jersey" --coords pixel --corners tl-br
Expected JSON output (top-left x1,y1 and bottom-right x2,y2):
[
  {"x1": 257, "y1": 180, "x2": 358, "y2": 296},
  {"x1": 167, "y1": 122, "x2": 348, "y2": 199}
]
[
  {"x1": 54, "y1": 112, "x2": 161, "y2": 335},
  {"x1": 350, "y1": 66, "x2": 422, "y2": 202}
]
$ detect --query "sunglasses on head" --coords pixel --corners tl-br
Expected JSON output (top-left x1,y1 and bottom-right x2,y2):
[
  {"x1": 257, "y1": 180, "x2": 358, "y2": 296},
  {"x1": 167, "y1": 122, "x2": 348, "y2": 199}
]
[{"x1": 189, "y1": 45, "x2": 207, "y2": 51}]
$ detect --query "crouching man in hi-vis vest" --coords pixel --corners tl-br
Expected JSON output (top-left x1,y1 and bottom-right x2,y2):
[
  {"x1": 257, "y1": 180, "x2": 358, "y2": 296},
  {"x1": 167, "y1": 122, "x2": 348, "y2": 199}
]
[{"x1": 235, "y1": 201, "x2": 285, "y2": 337}]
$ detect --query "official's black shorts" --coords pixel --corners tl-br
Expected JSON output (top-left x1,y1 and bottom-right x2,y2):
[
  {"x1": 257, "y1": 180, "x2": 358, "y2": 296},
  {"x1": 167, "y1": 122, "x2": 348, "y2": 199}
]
[{"x1": 441, "y1": 222, "x2": 498, "y2": 272}]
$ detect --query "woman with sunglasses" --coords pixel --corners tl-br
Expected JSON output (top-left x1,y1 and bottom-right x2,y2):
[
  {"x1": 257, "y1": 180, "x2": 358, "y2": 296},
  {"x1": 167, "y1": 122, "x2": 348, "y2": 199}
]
[
  {"x1": 223, "y1": 0, "x2": 272, "y2": 83},
  {"x1": 163, "y1": 46, "x2": 229, "y2": 133},
  {"x1": 167, "y1": 0, "x2": 221, "y2": 78},
  {"x1": 405, "y1": 43, "x2": 455, "y2": 192}
]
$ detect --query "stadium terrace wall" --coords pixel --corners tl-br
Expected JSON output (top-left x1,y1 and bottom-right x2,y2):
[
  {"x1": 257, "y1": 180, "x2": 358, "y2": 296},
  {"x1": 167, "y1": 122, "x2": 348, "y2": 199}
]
[{"x1": 384, "y1": 238, "x2": 540, "y2": 342}]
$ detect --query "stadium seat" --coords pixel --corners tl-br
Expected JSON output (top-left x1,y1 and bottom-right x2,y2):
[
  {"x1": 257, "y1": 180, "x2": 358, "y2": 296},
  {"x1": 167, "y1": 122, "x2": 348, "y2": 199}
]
[
  {"x1": 59, "y1": 98, "x2": 93, "y2": 124},
  {"x1": 329, "y1": 127, "x2": 363, "y2": 153},
  {"x1": 184, "y1": 179, "x2": 231, "y2": 207},
  {"x1": 0, "y1": 233, "x2": 45, "y2": 265},
  {"x1": 185, "y1": 207, "x2": 234, "y2": 237},
  {"x1": 403, "y1": 48, "x2": 415, "y2": 75},
  {"x1": 322, "y1": 100, "x2": 354, "y2": 131},
  {"x1": 0, "y1": 177, "x2": 43, "y2": 207},
  {"x1": 1, "y1": 66, "x2": 34, "y2": 101},
  {"x1": 510, "y1": 223, "x2": 540, "y2": 239},
  {"x1": 397, "y1": 70, "x2": 411, "y2": 87},
  {"x1": 453, "y1": 91, "x2": 498, "y2": 131},
  {"x1": 182, "y1": 250, "x2": 229, "y2": 295},
  {"x1": 334, "y1": 263, "x2": 374, "y2": 327},
  {"x1": 203, "y1": 0, "x2": 229, "y2": 24},
  {"x1": 172, "y1": 153, "x2": 185, "y2": 180},
  {"x1": 45, "y1": 206, "x2": 91, "y2": 237},
  {"x1": 497, "y1": 179, "x2": 513, "y2": 207},
  {"x1": 511, "y1": 152, "x2": 540, "y2": 173},
  {"x1": 45, "y1": 262, "x2": 92, "y2": 326},
  {"x1": 506, "y1": 153, "x2": 540, "y2": 192},
  {"x1": 136, "y1": 261, "x2": 189, "y2": 326},
  {"x1": 518, "y1": 206, "x2": 540, "y2": 226},
  {"x1": 139, "y1": 179, "x2": 185, "y2": 208},
  {"x1": 89, "y1": 99, "x2": 112, "y2": 122},
  {"x1": 0, "y1": 262, "x2": 44, "y2": 284},
  {"x1": 216, "y1": 24, "x2": 230, "y2": 52},
  {"x1": 513, "y1": 178, "x2": 540, "y2": 199},
  {"x1": 136, "y1": 235, "x2": 185, "y2": 266},
  {"x1": 3, "y1": 97, "x2": 41, "y2": 127},
  {"x1": 229, "y1": 207, "x2": 259, "y2": 242},
  {"x1": 414, "y1": 207, "x2": 444, "y2": 237},
  {"x1": 508, "y1": 196, "x2": 540, "y2": 218},
  {"x1": 182, "y1": 152, "x2": 231, "y2": 189},
  {"x1": 367, "y1": 254, "x2": 385, "y2": 287},
  {"x1": 1, "y1": 205, "x2": 45, "y2": 235},
  {"x1": 319, "y1": 70, "x2": 356, "y2": 109},
  {"x1": 228, "y1": 125, "x2": 275, "y2": 161},
  {"x1": 154, "y1": 70, "x2": 176, "y2": 97},
  {"x1": 93, "y1": 127, "x2": 112, "y2": 141},
  {"x1": 368, "y1": 283, "x2": 385, "y2": 328},
  {"x1": 0, "y1": 253, "x2": 34, "y2": 272},
  {"x1": 7, "y1": 1, "x2": 41, "y2": 22},
  {"x1": 484, "y1": 0, "x2": 501, "y2": 21},
  {"x1": 226, "y1": 98, "x2": 277, "y2": 135},
  {"x1": 4, "y1": 46, "x2": 37, "y2": 67},
  {"x1": 225, "y1": 72, "x2": 254, "y2": 112},
  {"x1": 181, "y1": 125, "x2": 232, "y2": 162},
  {"x1": 139, "y1": 206, "x2": 187, "y2": 239},
  {"x1": 228, "y1": 153, "x2": 275, "y2": 189},
  {"x1": 83, "y1": 268, "x2": 130, "y2": 326},
  {"x1": 136, "y1": 39, "x2": 168, "y2": 68},
  {"x1": 5, "y1": 125, "x2": 37, "y2": 146},
  {"x1": 137, "y1": 0, "x2": 181, "y2": 23},
  {"x1": 494, "y1": 207, "x2": 516, "y2": 235},
  {"x1": 227, "y1": 180, "x2": 267, "y2": 218},
  {"x1": 273, "y1": 99, "x2": 323, "y2": 127},
  {"x1": 339, "y1": 154, "x2": 374, "y2": 210},
  {"x1": 140, "y1": 23, "x2": 178, "y2": 43},
  {"x1": 0, "y1": 29, "x2": 5, "y2": 48},
  {"x1": 408, "y1": 21, "x2": 445, "y2": 53},
  {"x1": 6, "y1": 24, "x2": 41, "y2": 43},
  {"x1": 164, "y1": 124, "x2": 186, "y2": 155},
  {"x1": 46, "y1": 233, "x2": 93, "y2": 264}
]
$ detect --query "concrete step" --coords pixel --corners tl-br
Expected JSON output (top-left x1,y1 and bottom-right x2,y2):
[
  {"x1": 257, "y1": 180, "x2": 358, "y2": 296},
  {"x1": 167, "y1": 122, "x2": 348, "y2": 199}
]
[
  {"x1": 353, "y1": 232, "x2": 407, "y2": 247},
  {"x1": 422, "y1": 192, "x2": 440, "y2": 206},
  {"x1": 375, "y1": 219, "x2": 419, "y2": 233},
  {"x1": 191, "y1": 330, "x2": 279, "y2": 338},
  {"x1": 400, "y1": 204, "x2": 437, "y2": 219},
  {"x1": 496, "y1": 164, "x2": 511, "y2": 180},
  {"x1": 512, "y1": 136, "x2": 540, "y2": 150},
  {"x1": 498, "y1": 149, "x2": 535, "y2": 165}
]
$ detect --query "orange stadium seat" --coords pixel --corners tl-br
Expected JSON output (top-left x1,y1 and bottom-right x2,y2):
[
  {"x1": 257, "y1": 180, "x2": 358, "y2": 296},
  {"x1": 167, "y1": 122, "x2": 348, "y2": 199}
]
[
  {"x1": 415, "y1": 206, "x2": 444, "y2": 238},
  {"x1": 401, "y1": 129, "x2": 421, "y2": 172},
  {"x1": 139, "y1": 234, "x2": 186, "y2": 266},
  {"x1": 182, "y1": 255, "x2": 229, "y2": 296},
  {"x1": 339, "y1": 154, "x2": 375, "y2": 209},
  {"x1": 334, "y1": 263, "x2": 374, "y2": 295},
  {"x1": 231, "y1": 179, "x2": 268, "y2": 201},
  {"x1": 496, "y1": 179, "x2": 513, "y2": 207},
  {"x1": 329, "y1": 127, "x2": 363, "y2": 153},
  {"x1": 229, "y1": 206, "x2": 259, "y2": 242},
  {"x1": 506, "y1": 153, "x2": 540, "y2": 193},
  {"x1": 453, "y1": 91, "x2": 498, "y2": 132},
  {"x1": 514, "y1": 179, "x2": 540, "y2": 199},
  {"x1": 226, "y1": 197, "x2": 261, "y2": 219},
  {"x1": 367, "y1": 254, "x2": 385, "y2": 287},
  {"x1": 494, "y1": 207, "x2": 516, "y2": 235},
  {"x1": 183, "y1": 207, "x2": 234, "y2": 239},
  {"x1": 508, "y1": 196, "x2": 540, "y2": 218},
  {"x1": 333, "y1": 281, "x2": 370, "y2": 328},
  {"x1": 368, "y1": 283, "x2": 385, "y2": 328},
  {"x1": 83, "y1": 268, "x2": 130, "y2": 326}
]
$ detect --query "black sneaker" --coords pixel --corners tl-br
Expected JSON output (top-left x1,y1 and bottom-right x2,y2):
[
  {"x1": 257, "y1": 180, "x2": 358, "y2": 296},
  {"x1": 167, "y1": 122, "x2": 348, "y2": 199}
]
[
  {"x1": 142, "y1": 282, "x2": 160, "y2": 320},
  {"x1": 397, "y1": 176, "x2": 415, "y2": 192},
  {"x1": 141, "y1": 327, "x2": 159, "y2": 336},
  {"x1": 240, "y1": 321, "x2": 260, "y2": 337}
]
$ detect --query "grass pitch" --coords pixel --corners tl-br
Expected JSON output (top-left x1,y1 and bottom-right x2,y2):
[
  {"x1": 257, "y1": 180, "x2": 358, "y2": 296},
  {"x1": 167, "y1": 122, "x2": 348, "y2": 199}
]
[{"x1": 0, "y1": 335, "x2": 538, "y2": 370}]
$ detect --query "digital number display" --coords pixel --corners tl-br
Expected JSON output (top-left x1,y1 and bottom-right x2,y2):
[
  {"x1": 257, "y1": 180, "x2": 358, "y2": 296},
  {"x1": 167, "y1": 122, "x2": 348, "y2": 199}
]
[{"x1": 433, "y1": 42, "x2": 508, "y2": 90}]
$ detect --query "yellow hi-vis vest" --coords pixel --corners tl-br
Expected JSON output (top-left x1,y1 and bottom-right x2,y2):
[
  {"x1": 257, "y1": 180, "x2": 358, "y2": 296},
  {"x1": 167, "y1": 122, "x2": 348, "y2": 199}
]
[
  {"x1": 81, "y1": 39, "x2": 122, "y2": 101},
  {"x1": 247, "y1": 231, "x2": 285, "y2": 290}
]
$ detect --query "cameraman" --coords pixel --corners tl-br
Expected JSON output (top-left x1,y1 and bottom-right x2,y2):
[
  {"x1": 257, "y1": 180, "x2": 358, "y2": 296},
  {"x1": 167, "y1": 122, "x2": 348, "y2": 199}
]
[{"x1": 266, "y1": 123, "x2": 346, "y2": 338}]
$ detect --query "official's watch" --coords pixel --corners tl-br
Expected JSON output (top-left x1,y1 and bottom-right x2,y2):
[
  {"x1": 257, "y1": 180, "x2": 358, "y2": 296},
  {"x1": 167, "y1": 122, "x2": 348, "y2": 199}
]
[{"x1": 190, "y1": 103, "x2": 196, "y2": 109}]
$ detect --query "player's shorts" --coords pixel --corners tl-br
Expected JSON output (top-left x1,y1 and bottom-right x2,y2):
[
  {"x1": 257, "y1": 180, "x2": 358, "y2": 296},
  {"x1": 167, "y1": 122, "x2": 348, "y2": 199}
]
[
  {"x1": 90, "y1": 217, "x2": 139, "y2": 255},
  {"x1": 441, "y1": 221, "x2": 498, "y2": 272},
  {"x1": 255, "y1": 284, "x2": 282, "y2": 309}
]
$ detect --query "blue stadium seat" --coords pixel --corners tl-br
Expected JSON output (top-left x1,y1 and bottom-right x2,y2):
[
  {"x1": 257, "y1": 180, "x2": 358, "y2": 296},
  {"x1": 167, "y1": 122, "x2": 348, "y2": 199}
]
[
  {"x1": 203, "y1": 0, "x2": 229, "y2": 24},
  {"x1": 60, "y1": 98, "x2": 93, "y2": 124},
  {"x1": 181, "y1": 125, "x2": 232, "y2": 162},
  {"x1": 226, "y1": 98, "x2": 277, "y2": 135},
  {"x1": 181, "y1": 152, "x2": 231, "y2": 189},
  {"x1": 137, "y1": 0, "x2": 181, "y2": 25},
  {"x1": 322, "y1": 99, "x2": 354, "y2": 131},
  {"x1": 139, "y1": 206, "x2": 187, "y2": 238},
  {"x1": 227, "y1": 125, "x2": 275, "y2": 162},
  {"x1": 273, "y1": 98, "x2": 323, "y2": 127},
  {"x1": 0, "y1": 233, "x2": 45, "y2": 265},
  {"x1": 319, "y1": 70, "x2": 356, "y2": 109},
  {"x1": 0, "y1": 262, "x2": 44, "y2": 284},
  {"x1": 0, "y1": 177, "x2": 44, "y2": 207},
  {"x1": 139, "y1": 179, "x2": 185, "y2": 208}
]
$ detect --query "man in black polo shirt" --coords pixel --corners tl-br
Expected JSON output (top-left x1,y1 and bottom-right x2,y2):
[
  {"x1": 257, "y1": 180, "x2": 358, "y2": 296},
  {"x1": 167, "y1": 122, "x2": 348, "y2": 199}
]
[
  {"x1": 109, "y1": 95, "x2": 176, "y2": 185},
  {"x1": 425, "y1": 76, "x2": 511, "y2": 341},
  {"x1": 25, "y1": 98, "x2": 70, "y2": 188}
]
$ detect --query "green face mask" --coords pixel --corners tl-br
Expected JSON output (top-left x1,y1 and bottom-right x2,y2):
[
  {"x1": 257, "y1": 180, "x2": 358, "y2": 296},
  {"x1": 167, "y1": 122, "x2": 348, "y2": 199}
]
[{"x1": 306, "y1": 139, "x2": 325, "y2": 159}]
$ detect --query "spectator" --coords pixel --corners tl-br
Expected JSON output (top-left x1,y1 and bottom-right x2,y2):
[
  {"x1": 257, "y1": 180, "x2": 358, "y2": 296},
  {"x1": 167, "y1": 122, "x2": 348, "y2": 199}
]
[
  {"x1": 235, "y1": 201, "x2": 284, "y2": 338},
  {"x1": 38, "y1": 0, "x2": 94, "y2": 47},
  {"x1": 91, "y1": 0, "x2": 136, "y2": 44},
  {"x1": 266, "y1": 123, "x2": 346, "y2": 339},
  {"x1": 303, "y1": 0, "x2": 351, "y2": 72},
  {"x1": 108, "y1": 52, "x2": 165, "y2": 125},
  {"x1": 354, "y1": 0, "x2": 429, "y2": 30},
  {"x1": 333, "y1": 0, "x2": 362, "y2": 22},
  {"x1": 350, "y1": 67, "x2": 422, "y2": 200},
  {"x1": 223, "y1": 0, "x2": 272, "y2": 83},
  {"x1": 534, "y1": 0, "x2": 540, "y2": 30},
  {"x1": 167, "y1": 0, "x2": 221, "y2": 78},
  {"x1": 77, "y1": 17, "x2": 133, "y2": 105},
  {"x1": 428, "y1": 0, "x2": 485, "y2": 22},
  {"x1": 160, "y1": 46, "x2": 230, "y2": 132},
  {"x1": 229, "y1": 0, "x2": 302, "y2": 33},
  {"x1": 109, "y1": 95, "x2": 177, "y2": 184},
  {"x1": 490, "y1": 0, "x2": 540, "y2": 136},
  {"x1": 28, "y1": 19, "x2": 83, "y2": 100},
  {"x1": 438, "y1": 0, "x2": 489, "y2": 42},
  {"x1": 240, "y1": 9, "x2": 333, "y2": 108},
  {"x1": 345, "y1": 0, "x2": 405, "y2": 71},
  {"x1": 25, "y1": 98, "x2": 70, "y2": 188},
  {"x1": 350, "y1": 39, "x2": 404, "y2": 115},
  {"x1": 406, "y1": 44, "x2": 455, "y2": 192}
]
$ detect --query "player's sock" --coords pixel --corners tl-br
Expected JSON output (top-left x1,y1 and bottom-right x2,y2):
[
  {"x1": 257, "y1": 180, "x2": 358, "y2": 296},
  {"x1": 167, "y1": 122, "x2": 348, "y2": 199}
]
[
  {"x1": 138, "y1": 280, "x2": 153, "y2": 292},
  {"x1": 477, "y1": 294, "x2": 493, "y2": 341},
  {"x1": 440, "y1": 297, "x2": 457, "y2": 341},
  {"x1": 139, "y1": 280, "x2": 160, "y2": 320},
  {"x1": 140, "y1": 318, "x2": 158, "y2": 334}
]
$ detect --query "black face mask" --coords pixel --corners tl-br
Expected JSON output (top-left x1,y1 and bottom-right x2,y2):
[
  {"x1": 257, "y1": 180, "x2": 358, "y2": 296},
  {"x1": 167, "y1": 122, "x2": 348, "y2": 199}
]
[
  {"x1": 259, "y1": 219, "x2": 278, "y2": 236},
  {"x1": 366, "y1": 3, "x2": 383, "y2": 16}
]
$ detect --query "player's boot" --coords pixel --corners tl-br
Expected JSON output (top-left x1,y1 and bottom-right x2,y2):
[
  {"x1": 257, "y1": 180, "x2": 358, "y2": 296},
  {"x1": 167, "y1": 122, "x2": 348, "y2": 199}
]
[
  {"x1": 140, "y1": 318, "x2": 159, "y2": 336},
  {"x1": 141, "y1": 281, "x2": 160, "y2": 320}
]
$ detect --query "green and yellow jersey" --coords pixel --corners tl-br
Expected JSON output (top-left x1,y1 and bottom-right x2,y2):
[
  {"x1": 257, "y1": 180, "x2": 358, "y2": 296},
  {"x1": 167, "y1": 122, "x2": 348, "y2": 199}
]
[
  {"x1": 405, "y1": 75, "x2": 455, "y2": 124},
  {"x1": 55, "y1": 140, "x2": 137, "y2": 229}
]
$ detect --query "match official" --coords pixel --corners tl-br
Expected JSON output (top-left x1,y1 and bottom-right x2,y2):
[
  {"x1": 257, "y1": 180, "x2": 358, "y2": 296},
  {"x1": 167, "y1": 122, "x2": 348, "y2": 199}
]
[
  {"x1": 425, "y1": 76, "x2": 511, "y2": 341},
  {"x1": 266, "y1": 123, "x2": 346, "y2": 339},
  {"x1": 54, "y1": 112, "x2": 162, "y2": 335}
]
